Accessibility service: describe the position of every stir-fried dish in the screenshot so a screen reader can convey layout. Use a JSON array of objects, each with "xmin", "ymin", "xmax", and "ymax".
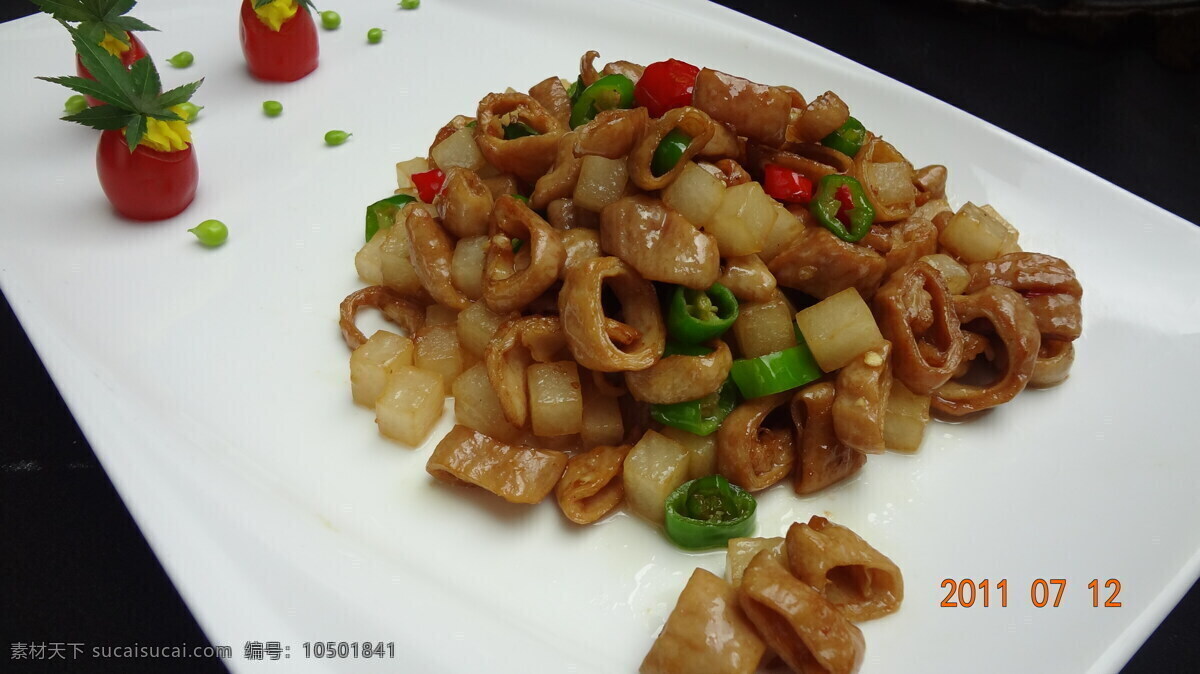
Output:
[{"xmin": 339, "ymin": 51, "xmax": 1083, "ymax": 673}]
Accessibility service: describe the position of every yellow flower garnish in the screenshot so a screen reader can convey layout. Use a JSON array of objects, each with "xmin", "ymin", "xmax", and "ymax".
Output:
[
  {"xmin": 254, "ymin": 0, "xmax": 299, "ymax": 32},
  {"xmin": 139, "ymin": 106, "xmax": 193, "ymax": 152},
  {"xmin": 98, "ymin": 32, "xmax": 131, "ymax": 58}
]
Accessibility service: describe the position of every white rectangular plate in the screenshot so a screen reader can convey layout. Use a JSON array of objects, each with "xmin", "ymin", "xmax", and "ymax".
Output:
[{"xmin": 2, "ymin": 1, "xmax": 1198, "ymax": 672}]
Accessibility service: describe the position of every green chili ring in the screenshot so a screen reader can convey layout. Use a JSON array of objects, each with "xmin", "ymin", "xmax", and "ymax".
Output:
[
  {"xmin": 569, "ymin": 74, "xmax": 636, "ymax": 129},
  {"xmin": 664, "ymin": 475, "xmax": 757, "ymax": 549},
  {"xmin": 650, "ymin": 376, "xmax": 739, "ymax": 437},
  {"xmin": 666, "ymin": 283, "xmax": 739, "ymax": 344},
  {"xmin": 821, "ymin": 116, "xmax": 867, "ymax": 157},
  {"xmin": 810, "ymin": 174, "xmax": 875, "ymax": 243}
]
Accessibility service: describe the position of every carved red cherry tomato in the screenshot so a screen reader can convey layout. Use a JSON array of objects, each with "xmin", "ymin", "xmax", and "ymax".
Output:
[
  {"xmin": 239, "ymin": 0, "xmax": 319, "ymax": 82},
  {"xmin": 96, "ymin": 129, "xmax": 199, "ymax": 221}
]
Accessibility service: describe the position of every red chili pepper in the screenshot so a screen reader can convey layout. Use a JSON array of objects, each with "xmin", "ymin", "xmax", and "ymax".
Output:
[
  {"xmin": 75, "ymin": 32, "xmax": 148, "ymax": 107},
  {"xmin": 96, "ymin": 129, "xmax": 199, "ymax": 221},
  {"xmin": 411, "ymin": 169, "xmax": 447, "ymax": 204},
  {"xmin": 239, "ymin": 0, "xmax": 319, "ymax": 82},
  {"xmin": 762, "ymin": 164, "xmax": 814, "ymax": 204},
  {"xmin": 834, "ymin": 184, "xmax": 856, "ymax": 228},
  {"xmin": 634, "ymin": 59, "xmax": 701, "ymax": 118}
]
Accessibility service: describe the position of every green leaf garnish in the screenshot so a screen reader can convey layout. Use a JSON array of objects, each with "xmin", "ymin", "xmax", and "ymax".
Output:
[
  {"xmin": 37, "ymin": 74, "xmax": 122, "ymax": 107},
  {"xmin": 62, "ymin": 104, "xmax": 136, "ymax": 130},
  {"xmin": 128, "ymin": 56, "xmax": 159, "ymax": 101},
  {"xmin": 31, "ymin": 0, "xmax": 157, "ymax": 46},
  {"xmin": 69, "ymin": 21, "xmax": 136, "ymax": 108},
  {"xmin": 37, "ymin": 23, "xmax": 203, "ymax": 152},
  {"xmin": 156, "ymin": 81, "xmax": 203, "ymax": 110},
  {"xmin": 30, "ymin": 0, "xmax": 93, "ymax": 22}
]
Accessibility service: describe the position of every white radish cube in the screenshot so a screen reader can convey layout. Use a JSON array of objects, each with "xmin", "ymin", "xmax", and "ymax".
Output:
[
  {"xmin": 623, "ymin": 430, "xmax": 689, "ymax": 525},
  {"xmin": 375, "ymin": 366, "xmax": 445, "ymax": 446},
  {"xmin": 350, "ymin": 330, "xmax": 414, "ymax": 407}
]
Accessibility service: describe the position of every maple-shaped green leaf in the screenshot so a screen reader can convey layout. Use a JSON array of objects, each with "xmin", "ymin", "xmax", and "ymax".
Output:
[
  {"xmin": 29, "ymin": 0, "xmax": 93, "ymax": 22},
  {"xmin": 36, "ymin": 74, "xmax": 123, "ymax": 107},
  {"xmin": 127, "ymin": 55, "xmax": 160, "ymax": 103},
  {"xmin": 81, "ymin": 0, "xmax": 123, "ymax": 19},
  {"xmin": 39, "ymin": 23, "xmax": 203, "ymax": 152},
  {"xmin": 106, "ymin": 15, "xmax": 155, "ymax": 33},
  {"xmin": 99, "ymin": 0, "xmax": 156, "ymax": 35},
  {"xmin": 75, "ymin": 20, "xmax": 107, "ymax": 48},
  {"xmin": 33, "ymin": 0, "xmax": 156, "ymax": 47},
  {"xmin": 156, "ymin": 80, "xmax": 204, "ymax": 110},
  {"xmin": 68, "ymin": 22, "xmax": 136, "ymax": 109},
  {"xmin": 146, "ymin": 109, "xmax": 184, "ymax": 123},
  {"xmin": 106, "ymin": 0, "xmax": 137, "ymax": 16},
  {"xmin": 62, "ymin": 104, "xmax": 137, "ymax": 130}
]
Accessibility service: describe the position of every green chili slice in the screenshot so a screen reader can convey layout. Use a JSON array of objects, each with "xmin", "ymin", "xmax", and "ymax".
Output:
[
  {"xmin": 820, "ymin": 116, "xmax": 867, "ymax": 157},
  {"xmin": 664, "ymin": 475, "xmax": 757, "ymax": 549},
  {"xmin": 667, "ymin": 283, "xmax": 738, "ymax": 344},
  {"xmin": 810, "ymin": 174, "xmax": 875, "ymax": 243},
  {"xmin": 729, "ymin": 341, "xmax": 822, "ymax": 399},
  {"xmin": 503, "ymin": 121, "xmax": 540, "ymax": 140},
  {"xmin": 651, "ymin": 128, "xmax": 691, "ymax": 177},
  {"xmin": 650, "ymin": 377, "xmax": 738, "ymax": 437},
  {"xmin": 569, "ymin": 74, "xmax": 635, "ymax": 129},
  {"xmin": 365, "ymin": 194, "xmax": 416, "ymax": 242}
]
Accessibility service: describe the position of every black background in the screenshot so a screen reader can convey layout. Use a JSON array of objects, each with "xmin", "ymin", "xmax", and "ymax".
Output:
[{"xmin": 1, "ymin": 0, "xmax": 1197, "ymax": 672}]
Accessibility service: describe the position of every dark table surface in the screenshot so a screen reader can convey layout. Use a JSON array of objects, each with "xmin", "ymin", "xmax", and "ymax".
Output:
[{"xmin": 2, "ymin": 1, "xmax": 1197, "ymax": 672}]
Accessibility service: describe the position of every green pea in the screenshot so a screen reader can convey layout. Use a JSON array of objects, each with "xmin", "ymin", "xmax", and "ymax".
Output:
[
  {"xmin": 399, "ymin": 0, "xmax": 420, "ymax": 9},
  {"xmin": 177, "ymin": 102, "xmax": 202, "ymax": 122},
  {"xmin": 367, "ymin": 27, "xmax": 384, "ymax": 44},
  {"xmin": 262, "ymin": 100, "xmax": 283, "ymax": 117},
  {"xmin": 189, "ymin": 220, "xmax": 228, "ymax": 247},
  {"xmin": 166, "ymin": 51, "xmax": 193, "ymax": 68},
  {"xmin": 64, "ymin": 95, "xmax": 87, "ymax": 115},
  {"xmin": 324, "ymin": 129, "xmax": 352, "ymax": 146},
  {"xmin": 320, "ymin": 10, "xmax": 341, "ymax": 30}
]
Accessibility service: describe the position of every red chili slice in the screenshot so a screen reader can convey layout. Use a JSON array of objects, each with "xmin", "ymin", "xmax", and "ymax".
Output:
[
  {"xmin": 634, "ymin": 59, "xmax": 701, "ymax": 118},
  {"xmin": 411, "ymin": 169, "xmax": 447, "ymax": 203},
  {"xmin": 762, "ymin": 163, "xmax": 814, "ymax": 204}
]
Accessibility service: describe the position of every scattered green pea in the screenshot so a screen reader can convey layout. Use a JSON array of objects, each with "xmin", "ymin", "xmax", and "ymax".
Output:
[
  {"xmin": 324, "ymin": 129, "xmax": 352, "ymax": 146},
  {"xmin": 367, "ymin": 27, "xmax": 384, "ymax": 44},
  {"xmin": 64, "ymin": 95, "xmax": 87, "ymax": 115},
  {"xmin": 399, "ymin": 0, "xmax": 420, "ymax": 9},
  {"xmin": 320, "ymin": 10, "xmax": 341, "ymax": 30},
  {"xmin": 166, "ymin": 51, "xmax": 194, "ymax": 68},
  {"xmin": 262, "ymin": 100, "xmax": 283, "ymax": 117},
  {"xmin": 189, "ymin": 220, "xmax": 228, "ymax": 247},
  {"xmin": 177, "ymin": 102, "xmax": 202, "ymax": 122}
]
